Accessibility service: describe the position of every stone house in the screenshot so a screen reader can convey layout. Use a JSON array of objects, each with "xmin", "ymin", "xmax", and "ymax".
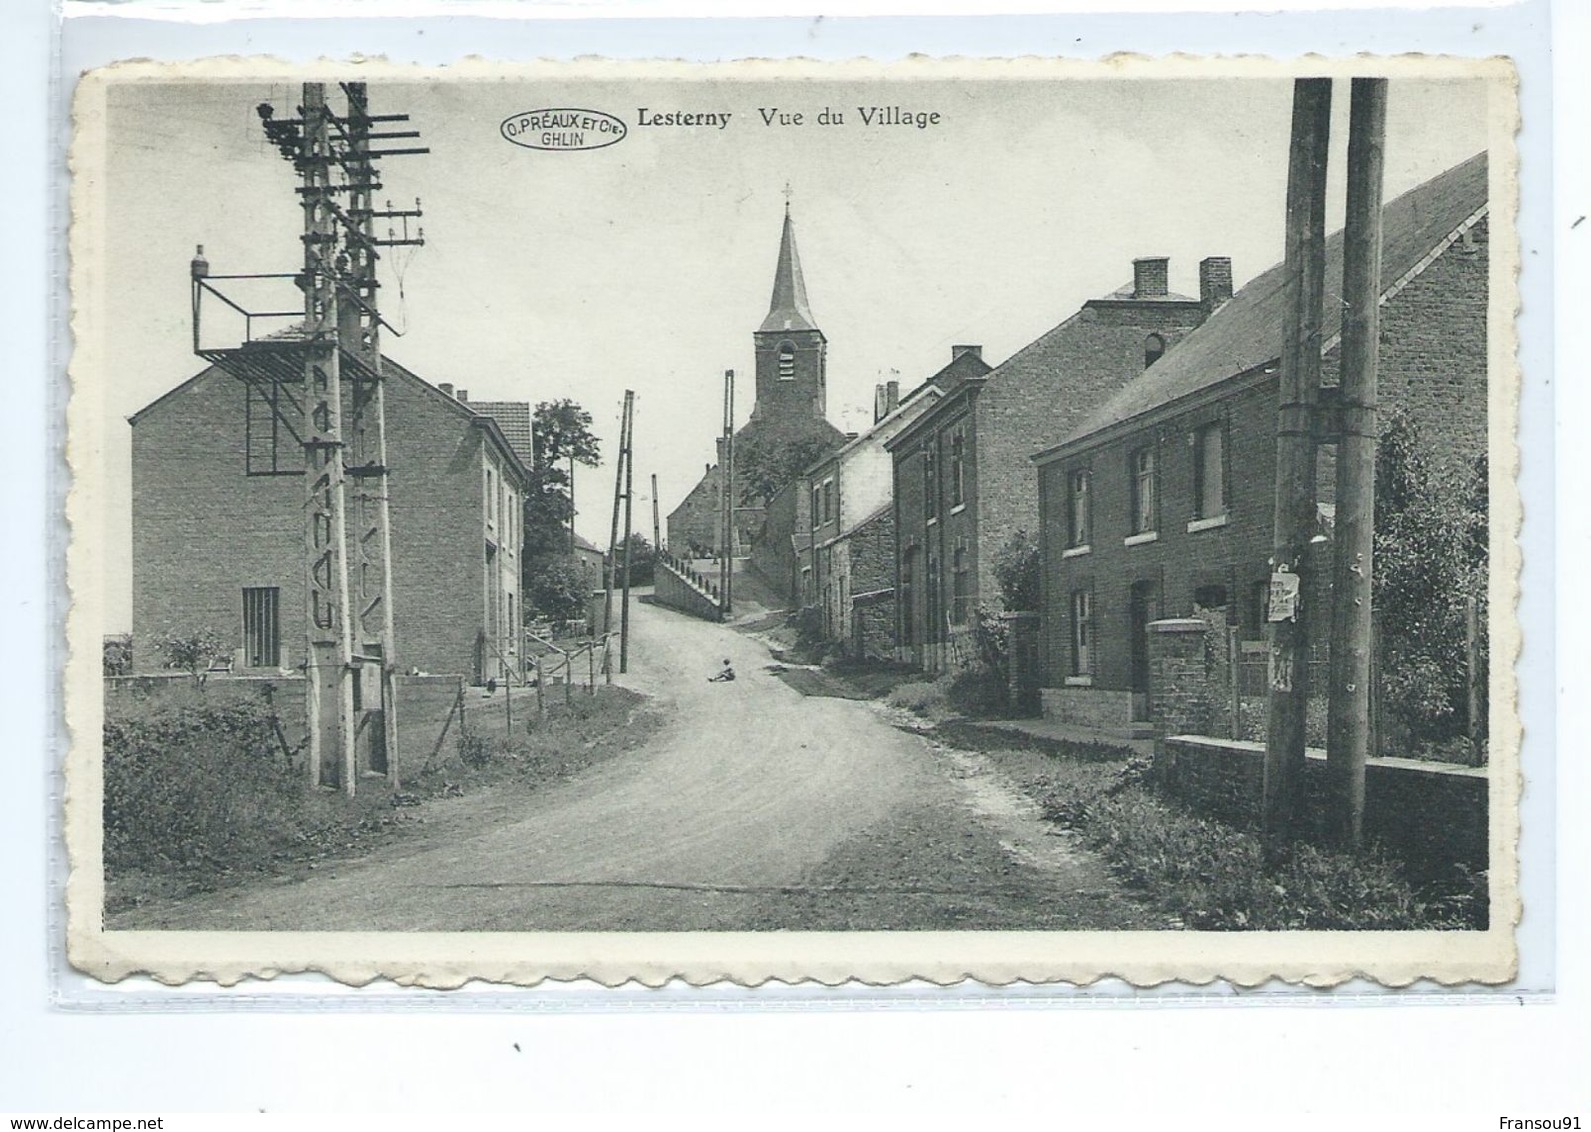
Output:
[
  {"xmin": 129, "ymin": 360, "xmax": 534, "ymax": 684},
  {"xmin": 886, "ymin": 257, "xmax": 1225, "ymax": 672},
  {"xmin": 1031, "ymin": 153, "xmax": 1489, "ymax": 733},
  {"xmin": 803, "ymin": 374, "xmax": 948, "ymax": 652}
]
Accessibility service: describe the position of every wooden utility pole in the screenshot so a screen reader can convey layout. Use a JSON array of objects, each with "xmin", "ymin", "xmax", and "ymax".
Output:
[
  {"xmin": 602, "ymin": 393, "xmax": 632, "ymax": 637},
  {"xmin": 719, "ymin": 369, "xmax": 736, "ymax": 616},
  {"xmin": 651, "ymin": 472, "xmax": 662, "ymax": 552},
  {"xmin": 620, "ymin": 395, "xmax": 635, "ymax": 674},
  {"xmin": 1326, "ymin": 77, "xmax": 1388, "ymax": 849},
  {"xmin": 569, "ymin": 454, "xmax": 577, "ymax": 556},
  {"xmin": 1263, "ymin": 77, "xmax": 1332, "ymax": 859}
]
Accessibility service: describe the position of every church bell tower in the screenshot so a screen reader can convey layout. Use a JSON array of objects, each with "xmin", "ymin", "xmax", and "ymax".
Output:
[{"xmin": 751, "ymin": 201, "xmax": 828, "ymax": 429}]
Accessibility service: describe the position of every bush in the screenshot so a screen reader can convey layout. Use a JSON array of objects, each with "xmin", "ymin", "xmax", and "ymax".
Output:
[
  {"xmin": 885, "ymin": 677, "xmax": 952, "ymax": 719},
  {"xmin": 151, "ymin": 627, "xmax": 230, "ymax": 682},
  {"xmin": 946, "ymin": 665, "xmax": 1007, "ymax": 718},
  {"xmin": 103, "ymin": 634, "xmax": 133, "ymax": 677},
  {"xmin": 103, "ymin": 685, "xmax": 302, "ymax": 874},
  {"xmin": 1038, "ymin": 761, "xmax": 1475, "ymax": 930},
  {"xmin": 991, "ymin": 530, "xmax": 1040, "ymax": 611}
]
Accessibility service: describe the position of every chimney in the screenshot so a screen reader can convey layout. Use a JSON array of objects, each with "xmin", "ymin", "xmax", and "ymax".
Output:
[
  {"xmin": 438, "ymin": 382, "xmax": 455, "ymax": 398},
  {"xmin": 1132, "ymin": 257, "xmax": 1169, "ymax": 299},
  {"xmin": 456, "ymin": 389, "xmax": 469, "ymax": 402},
  {"xmin": 1199, "ymin": 256, "xmax": 1234, "ymax": 310},
  {"xmin": 951, "ymin": 344, "xmax": 982, "ymax": 363},
  {"xmin": 873, "ymin": 380, "xmax": 902, "ymax": 423}
]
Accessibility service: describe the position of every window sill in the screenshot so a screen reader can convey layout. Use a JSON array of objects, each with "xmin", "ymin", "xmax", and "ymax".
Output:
[
  {"xmin": 949, "ymin": 502, "xmax": 967, "ymax": 516},
  {"xmin": 1061, "ymin": 544, "xmax": 1092, "ymax": 559},
  {"xmin": 1186, "ymin": 514, "xmax": 1229, "ymax": 534},
  {"xmin": 1064, "ymin": 675, "xmax": 1094, "ymax": 687},
  {"xmin": 1123, "ymin": 530, "xmax": 1159, "ymax": 547},
  {"xmin": 926, "ymin": 516, "xmax": 939, "ymax": 527}
]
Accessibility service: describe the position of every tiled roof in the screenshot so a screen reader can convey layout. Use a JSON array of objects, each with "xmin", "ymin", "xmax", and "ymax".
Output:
[
  {"xmin": 467, "ymin": 401, "xmax": 535, "ymax": 466},
  {"xmin": 1051, "ymin": 152, "xmax": 1488, "ymax": 452}
]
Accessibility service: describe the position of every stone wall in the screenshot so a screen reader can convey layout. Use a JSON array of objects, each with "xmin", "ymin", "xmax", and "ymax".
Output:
[{"xmin": 652, "ymin": 555, "xmax": 724, "ymax": 623}]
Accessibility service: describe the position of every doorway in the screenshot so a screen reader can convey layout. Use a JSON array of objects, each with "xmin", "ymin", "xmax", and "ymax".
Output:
[{"xmin": 1129, "ymin": 581, "xmax": 1157, "ymax": 721}]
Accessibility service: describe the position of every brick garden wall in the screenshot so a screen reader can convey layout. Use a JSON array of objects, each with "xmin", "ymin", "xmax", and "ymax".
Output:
[{"xmin": 1158, "ymin": 735, "xmax": 1488, "ymax": 886}]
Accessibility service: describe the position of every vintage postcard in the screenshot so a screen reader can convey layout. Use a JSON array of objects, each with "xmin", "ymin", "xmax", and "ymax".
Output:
[{"xmin": 65, "ymin": 55, "xmax": 1521, "ymax": 988}]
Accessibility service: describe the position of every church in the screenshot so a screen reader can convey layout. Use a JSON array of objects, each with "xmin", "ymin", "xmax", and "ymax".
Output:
[{"xmin": 665, "ymin": 204, "xmax": 847, "ymax": 556}]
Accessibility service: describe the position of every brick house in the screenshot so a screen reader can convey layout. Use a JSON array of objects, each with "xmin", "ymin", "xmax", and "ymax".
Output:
[
  {"xmin": 129, "ymin": 360, "xmax": 534, "ymax": 684},
  {"xmin": 667, "ymin": 204, "xmax": 846, "ymax": 557},
  {"xmin": 885, "ymin": 257, "xmax": 1224, "ymax": 672},
  {"xmin": 1031, "ymin": 153, "xmax": 1488, "ymax": 732}
]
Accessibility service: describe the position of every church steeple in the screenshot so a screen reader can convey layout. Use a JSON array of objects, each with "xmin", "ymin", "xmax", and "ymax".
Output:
[
  {"xmin": 760, "ymin": 200, "xmax": 820, "ymax": 334},
  {"xmin": 751, "ymin": 198, "xmax": 830, "ymax": 427}
]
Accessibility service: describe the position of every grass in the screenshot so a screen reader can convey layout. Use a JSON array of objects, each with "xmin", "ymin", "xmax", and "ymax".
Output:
[
  {"xmin": 103, "ymin": 682, "xmax": 657, "ymax": 913},
  {"xmin": 1022, "ymin": 752, "xmax": 1483, "ymax": 931}
]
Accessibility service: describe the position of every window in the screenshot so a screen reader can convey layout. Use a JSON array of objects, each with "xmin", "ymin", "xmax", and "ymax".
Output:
[
  {"xmin": 1131, "ymin": 446, "xmax": 1157, "ymax": 534},
  {"xmin": 951, "ymin": 545, "xmax": 971, "ymax": 625},
  {"xmin": 810, "ymin": 483, "xmax": 821, "ymax": 529},
  {"xmin": 1193, "ymin": 584, "xmax": 1228, "ymax": 611},
  {"xmin": 486, "ymin": 467, "xmax": 498, "ymax": 527},
  {"xmin": 1068, "ymin": 469, "xmax": 1092, "ymax": 547},
  {"xmin": 949, "ymin": 431, "xmax": 966, "ymax": 508},
  {"xmin": 923, "ymin": 447, "xmax": 938, "ymax": 521},
  {"xmin": 926, "ymin": 554, "xmax": 942, "ymax": 641},
  {"xmin": 1070, "ymin": 589, "xmax": 1094, "ymax": 676},
  {"xmin": 242, "ymin": 587, "xmax": 280, "ymax": 668},
  {"xmin": 244, "ymin": 381, "xmax": 298, "ymax": 476},
  {"xmin": 821, "ymin": 478, "xmax": 835, "ymax": 524},
  {"xmin": 778, "ymin": 342, "xmax": 796, "ymax": 380},
  {"xmin": 1144, "ymin": 333, "xmax": 1166, "ymax": 368},
  {"xmin": 1194, "ymin": 423, "xmax": 1226, "ymax": 518}
]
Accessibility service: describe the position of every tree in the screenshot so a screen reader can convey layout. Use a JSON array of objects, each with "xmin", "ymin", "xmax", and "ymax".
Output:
[
  {"xmin": 1372, "ymin": 410, "xmax": 1487, "ymax": 747},
  {"xmin": 735, "ymin": 434, "xmax": 839, "ymax": 508},
  {"xmin": 618, "ymin": 531, "xmax": 657, "ymax": 586},
  {"xmin": 523, "ymin": 399, "xmax": 602, "ymax": 566},
  {"xmin": 524, "ymin": 554, "xmax": 592, "ymax": 623}
]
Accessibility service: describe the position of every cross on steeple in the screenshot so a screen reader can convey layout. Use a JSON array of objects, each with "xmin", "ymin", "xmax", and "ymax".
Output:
[{"xmin": 782, "ymin": 181, "xmax": 793, "ymax": 213}]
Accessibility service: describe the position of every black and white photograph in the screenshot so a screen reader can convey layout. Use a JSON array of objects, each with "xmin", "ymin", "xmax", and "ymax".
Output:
[{"xmin": 65, "ymin": 57, "xmax": 1519, "ymax": 986}]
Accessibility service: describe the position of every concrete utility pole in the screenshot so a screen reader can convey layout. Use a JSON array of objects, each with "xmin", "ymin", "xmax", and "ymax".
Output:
[
  {"xmin": 297, "ymin": 82, "xmax": 357, "ymax": 795},
  {"xmin": 1326, "ymin": 77, "xmax": 1388, "ymax": 849},
  {"xmin": 211, "ymin": 82, "xmax": 428, "ymax": 796},
  {"xmin": 620, "ymin": 395, "xmax": 635, "ymax": 674},
  {"xmin": 1263, "ymin": 77, "xmax": 1332, "ymax": 859}
]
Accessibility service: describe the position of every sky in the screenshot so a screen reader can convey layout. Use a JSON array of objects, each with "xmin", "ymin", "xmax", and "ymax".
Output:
[{"xmin": 92, "ymin": 69, "xmax": 1492, "ymax": 631}]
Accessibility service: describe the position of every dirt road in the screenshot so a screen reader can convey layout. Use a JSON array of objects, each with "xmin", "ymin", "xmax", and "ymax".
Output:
[{"xmin": 117, "ymin": 598, "xmax": 1157, "ymax": 932}]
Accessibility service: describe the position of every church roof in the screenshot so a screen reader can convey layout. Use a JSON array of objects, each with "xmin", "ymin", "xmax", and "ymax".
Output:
[{"xmin": 759, "ymin": 206, "xmax": 820, "ymax": 334}]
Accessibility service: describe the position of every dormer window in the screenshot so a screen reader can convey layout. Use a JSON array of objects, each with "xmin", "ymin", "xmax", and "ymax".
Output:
[{"xmin": 778, "ymin": 342, "xmax": 796, "ymax": 380}]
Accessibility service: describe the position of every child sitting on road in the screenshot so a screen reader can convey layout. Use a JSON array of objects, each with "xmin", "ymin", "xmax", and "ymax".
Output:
[{"xmin": 707, "ymin": 658, "xmax": 736, "ymax": 683}]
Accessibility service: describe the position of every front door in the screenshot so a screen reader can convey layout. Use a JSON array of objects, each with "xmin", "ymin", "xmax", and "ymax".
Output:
[{"xmin": 1129, "ymin": 581, "xmax": 1156, "ymax": 721}]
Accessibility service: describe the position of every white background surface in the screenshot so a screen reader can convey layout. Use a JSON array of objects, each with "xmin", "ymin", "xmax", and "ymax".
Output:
[{"xmin": 4, "ymin": 0, "xmax": 1585, "ymax": 1115}]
